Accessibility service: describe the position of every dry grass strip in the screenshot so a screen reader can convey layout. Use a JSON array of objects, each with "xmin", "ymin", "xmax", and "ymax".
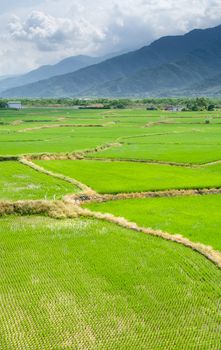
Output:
[
  {"xmin": 144, "ymin": 121, "xmax": 171, "ymax": 128},
  {"xmin": 85, "ymin": 157, "xmax": 197, "ymax": 167},
  {"xmin": 65, "ymin": 188, "xmax": 221, "ymax": 204},
  {"xmin": 19, "ymin": 158, "xmax": 96, "ymax": 195},
  {"xmin": 74, "ymin": 156, "xmax": 221, "ymax": 168},
  {"xmin": 152, "ymin": 122, "xmax": 217, "ymax": 125},
  {"xmin": 200, "ymin": 159, "xmax": 221, "ymax": 167},
  {"xmin": 18, "ymin": 124, "xmax": 105, "ymax": 132},
  {"xmin": 23, "ymin": 142, "xmax": 122, "ymax": 161},
  {"xmin": 121, "ymin": 132, "xmax": 178, "ymax": 140},
  {"xmin": 0, "ymin": 200, "xmax": 78, "ymax": 219},
  {"xmin": 145, "ymin": 120, "xmax": 218, "ymax": 127}
]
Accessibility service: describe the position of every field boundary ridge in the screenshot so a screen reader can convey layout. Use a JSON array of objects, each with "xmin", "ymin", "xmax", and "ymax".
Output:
[{"xmin": 66, "ymin": 188, "xmax": 221, "ymax": 204}]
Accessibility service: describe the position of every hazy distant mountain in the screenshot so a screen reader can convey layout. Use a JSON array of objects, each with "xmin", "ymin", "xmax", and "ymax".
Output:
[
  {"xmin": 3, "ymin": 24, "xmax": 221, "ymax": 97},
  {"xmin": 0, "ymin": 53, "xmax": 123, "ymax": 94},
  {"xmin": 0, "ymin": 74, "xmax": 18, "ymax": 82},
  {"xmin": 182, "ymin": 72, "xmax": 221, "ymax": 97}
]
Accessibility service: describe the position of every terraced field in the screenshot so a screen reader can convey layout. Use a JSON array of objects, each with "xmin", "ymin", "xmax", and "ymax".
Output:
[{"xmin": 0, "ymin": 107, "xmax": 221, "ymax": 349}]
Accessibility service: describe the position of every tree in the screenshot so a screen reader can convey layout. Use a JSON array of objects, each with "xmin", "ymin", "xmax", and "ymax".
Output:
[
  {"xmin": 208, "ymin": 104, "xmax": 215, "ymax": 111},
  {"xmin": 195, "ymin": 97, "xmax": 208, "ymax": 110},
  {"xmin": 0, "ymin": 101, "xmax": 7, "ymax": 109}
]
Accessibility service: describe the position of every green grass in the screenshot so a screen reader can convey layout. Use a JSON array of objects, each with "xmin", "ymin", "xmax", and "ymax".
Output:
[
  {"xmin": 86, "ymin": 195, "xmax": 221, "ymax": 251},
  {"xmin": 89, "ymin": 143, "xmax": 221, "ymax": 164},
  {"xmin": 36, "ymin": 159, "xmax": 221, "ymax": 194},
  {"xmin": 0, "ymin": 124, "xmax": 146, "ymax": 156},
  {"xmin": 88, "ymin": 124, "xmax": 221, "ymax": 164},
  {"xmin": 0, "ymin": 107, "xmax": 108, "ymax": 122},
  {"xmin": 125, "ymin": 125, "xmax": 221, "ymax": 144},
  {"xmin": 1, "ymin": 109, "xmax": 221, "ymax": 163},
  {"xmin": 167, "ymin": 117, "xmax": 221, "ymax": 123},
  {"xmin": 0, "ymin": 161, "xmax": 76, "ymax": 200},
  {"xmin": 0, "ymin": 216, "xmax": 220, "ymax": 349},
  {"xmin": 0, "ymin": 127, "xmax": 114, "ymax": 156}
]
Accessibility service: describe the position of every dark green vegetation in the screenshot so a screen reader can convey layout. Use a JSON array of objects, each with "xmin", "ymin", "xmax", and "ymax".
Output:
[
  {"xmin": 3, "ymin": 24, "xmax": 221, "ymax": 98},
  {"xmin": 0, "ymin": 106, "xmax": 221, "ymax": 349},
  {"xmin": 86, "ymin": 195, "xmax": 221, "ymax": 251},
  {"xmin": 1, "ymin": 216, "xmax": 220, "ymax": 349},
  {"xmin": 1, "ymin": 96, "xmax": 221, "ymax": 111}
]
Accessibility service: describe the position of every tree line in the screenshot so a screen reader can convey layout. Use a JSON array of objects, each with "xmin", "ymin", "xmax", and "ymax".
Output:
[{"xmin": 0, "ymin": 97, "xmax": 220, "ymax": 111}]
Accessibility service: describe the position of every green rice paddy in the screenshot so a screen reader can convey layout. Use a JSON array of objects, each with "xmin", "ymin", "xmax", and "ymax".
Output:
[
  {"xmin": 0, "ymin": 161, "xmax": 76, "ymax": 200},
  {"xmin": 0, "ymin": 107, "xmax": 221, "ymax": 349},
  {"xmin": 0, "ymin": 216, "xmax": 220, "ymax": 349},
  {"xmin": 86, "ymin": 194, "xmax": 221, "ymax": 251},
  {"xmin": 88, "ymin": 124, "xmax": 221, "ymax": 164},
  {"xmin": 36, "ymin": 159, "xmax": 221, "ymax": 194}
]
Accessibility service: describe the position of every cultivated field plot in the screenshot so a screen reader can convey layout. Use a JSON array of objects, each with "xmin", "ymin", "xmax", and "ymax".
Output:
[
  {"xmin": 86, "ymin": 194, "xmax": 221, "ymax": 251},
  {"xmin": 88, "ymin": 124, "xmax": 221, "ymax": 164},
  {"xmin": 0, "ymin": 107, "xmax": 221, "ymax": 349},
  {"xmin": 0, "ymin": 161, "xmax": 76, "ymax": 200},
  {"xmin": 0, "ymin": 125, "xmax": 150, "ymax": 156},
  {"xmin": 36, "ymin": 159, "xmax": 221, "ymax": 194},
  {"xmin": 0, "ymin": 108, "xmax": 159, "ymax": 156},
  {"xmin": 0, "ymin": 216, "xmax": 220, "ymax": 349}
]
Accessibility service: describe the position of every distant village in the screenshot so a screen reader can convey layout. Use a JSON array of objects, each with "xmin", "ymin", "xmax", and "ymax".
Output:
[{"xmin": 0, "ymin": 97, "xmax": 219, "ymax": 112}]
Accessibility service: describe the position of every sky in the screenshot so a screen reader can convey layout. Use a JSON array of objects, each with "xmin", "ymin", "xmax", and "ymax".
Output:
[{"xmin": 1, "ymin": 0, "xmax": 221, "ymax": 75}]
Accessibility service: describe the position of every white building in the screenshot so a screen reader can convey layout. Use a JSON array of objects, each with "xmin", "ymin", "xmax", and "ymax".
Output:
[
  {"xmin": 7, "ymin": 101, "xmax": 22, "ymax": 109},
  {"xmin": 165, "ymin": 105, "xmax": 183, "ymax": 112}
]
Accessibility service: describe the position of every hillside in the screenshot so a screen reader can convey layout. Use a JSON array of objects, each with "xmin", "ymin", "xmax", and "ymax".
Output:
[
  {"xmin": 0, "ymin": 55, "xmax": 106, "ymax": 94},
  {"xmin": 96, "ymin": 42, "xmax": 221, "ymax": 97},
  {"xmin": 185, "ymin": 72, "xmax": 221, "ymax": 96},
  {"xmin": 2, "ymin": 24, "xmax": 221, "ymax": 97}
]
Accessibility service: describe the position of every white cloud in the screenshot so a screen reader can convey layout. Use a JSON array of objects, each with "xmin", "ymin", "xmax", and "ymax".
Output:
[
  {"xmin": 0, "ymin": 0, "xmax": 221, "ymax": 75},
  {"xmin": 8, "ymin": 11, "xmax": 105, "ymax": 51}
]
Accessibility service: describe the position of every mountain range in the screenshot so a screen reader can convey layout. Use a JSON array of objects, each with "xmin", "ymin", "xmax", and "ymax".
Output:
[
  {"xmin": 2, "ymin": 24, "xmax": 221, "ymax": 98},
  {"xmin": 0, "ymin": 56, "xmax": 101, "ymax": 94},
  {"xmin": 0, "ymin": 51, "xmax": 126, "ymax": 95}
]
